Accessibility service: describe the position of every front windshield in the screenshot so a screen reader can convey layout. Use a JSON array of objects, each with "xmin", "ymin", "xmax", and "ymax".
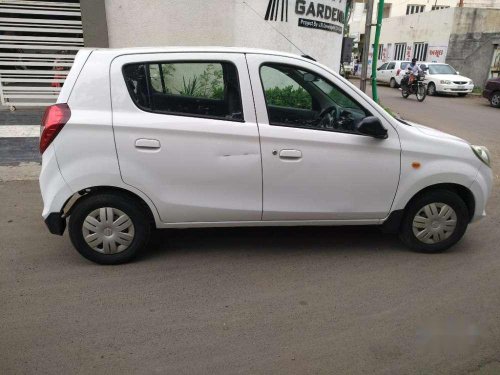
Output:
[{"xmin": 428, "ymin": 64, "xmax": 456, "ymax": 75}]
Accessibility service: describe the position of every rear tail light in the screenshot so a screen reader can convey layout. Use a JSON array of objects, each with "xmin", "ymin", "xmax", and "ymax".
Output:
[
  {"xmin": 40, "ymin": 103, "xmax": 71, "ymax": 154},
  {"xmin": 396, "ymin": 69, "xmax": 401, "ymax": 76}
]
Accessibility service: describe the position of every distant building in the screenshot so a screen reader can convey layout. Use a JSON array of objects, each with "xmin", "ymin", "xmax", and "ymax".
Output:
[{"xmin": 349, "ymin": 0, "xmax": 500, "ymax": 86}]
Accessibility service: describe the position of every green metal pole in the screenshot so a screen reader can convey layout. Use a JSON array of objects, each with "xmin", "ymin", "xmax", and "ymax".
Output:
[{"xmin": 371, "ymin": 0, "xmax": 385, "ymax": 103}]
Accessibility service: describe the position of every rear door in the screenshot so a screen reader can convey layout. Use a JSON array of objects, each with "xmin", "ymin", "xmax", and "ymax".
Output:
[{"xmin": 110, "ymin": 53, "xmax": 262, "ymax": 223}]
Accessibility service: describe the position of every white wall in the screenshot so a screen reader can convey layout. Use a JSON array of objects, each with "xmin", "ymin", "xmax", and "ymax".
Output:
[
  {"xmin": 348, "ymin": 0, "xmax": 486, "ymax": 41},
  {"xmin": 104, "ymin": 0, "xmax": 347, "ymax": 71}
]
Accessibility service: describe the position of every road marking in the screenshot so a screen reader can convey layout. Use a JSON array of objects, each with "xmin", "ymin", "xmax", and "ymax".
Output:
[{"xmin": 0, "ymin": 125, "xmax": 40, "ymax": 138}]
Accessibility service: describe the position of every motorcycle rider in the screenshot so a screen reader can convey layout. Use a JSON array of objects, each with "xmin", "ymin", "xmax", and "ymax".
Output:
[{"xmin": 402, "ymin": 58, "xmax": 422, "ymax": 87}]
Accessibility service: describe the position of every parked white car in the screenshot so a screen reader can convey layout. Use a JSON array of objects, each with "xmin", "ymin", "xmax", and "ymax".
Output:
[
  {"xmin": 39, "ymin": 47, "xmax": 492, "ymax": 264},
  {"xmin": 420, "ymin": 63, "xmax": 474, "ymax": 96},
  {"xmin": 375, "ymin": 60, "xmax": 411, "ymax": 88}
]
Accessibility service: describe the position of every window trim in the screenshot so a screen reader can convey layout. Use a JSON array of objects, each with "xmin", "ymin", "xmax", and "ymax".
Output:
[
  {"xmin": 122, "ymin": 60, "xmax": 245, "ymax": 123},
  {"xmin": 258, "ymin": 62, "xmax": 373, "ymax": 136}
]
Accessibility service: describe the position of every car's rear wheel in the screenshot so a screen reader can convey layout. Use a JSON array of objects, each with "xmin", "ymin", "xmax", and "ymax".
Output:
[
  {"xmin": 68, "ymin": 193, "xmax": 151, "ymax": 264},
  {"xmin": 490, "ymin": 92, "xmax": 500, "ymax": 108},
  {"xmin": 427, "ymin": 82, "xmax": 437, "ymax": 96},
  {"xmin": 390, "ymin": 78, "xmax": 397, "ymax": 88},
  {"xmin": 399, "ymin": 190, "xmax": 469, "ymax": 253}
]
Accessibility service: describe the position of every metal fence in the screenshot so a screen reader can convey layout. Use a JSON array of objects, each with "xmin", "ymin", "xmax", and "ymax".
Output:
[{"xmin": 0, "ymin": 0, "xmax": 83, "ymax": 109}]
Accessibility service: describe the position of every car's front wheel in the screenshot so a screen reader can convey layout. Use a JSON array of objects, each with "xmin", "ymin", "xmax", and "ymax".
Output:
[
  {"xmin": 399, "ymin": 190, "xmax": 469, "ymax": 253},
  {"xmin": 68, "ymin": 193, "xmax": 151, "ymax": 264}
]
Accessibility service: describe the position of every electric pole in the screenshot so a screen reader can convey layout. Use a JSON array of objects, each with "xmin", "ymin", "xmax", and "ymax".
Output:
[{"xmin": 360, "ymin": 0, "xmax": 374, "ymax": 92}]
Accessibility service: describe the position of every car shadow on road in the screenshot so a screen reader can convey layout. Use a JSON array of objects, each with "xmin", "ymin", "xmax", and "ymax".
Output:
[{"xmin": 139, "ymin": 225, "xmax": 407, "ymax": 262}]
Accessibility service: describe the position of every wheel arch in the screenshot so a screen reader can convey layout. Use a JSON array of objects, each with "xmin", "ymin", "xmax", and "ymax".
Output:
[
  {"xmin": 63, "ymin": 185, "xmax": 160, "ymax": 227},
  {"xmin": 383, "ymin": 182, "xmax": 475, "ymax": 233},
  {"xmin": 406, "ymin": 183, "xmax": 475, "ymax": 220}
]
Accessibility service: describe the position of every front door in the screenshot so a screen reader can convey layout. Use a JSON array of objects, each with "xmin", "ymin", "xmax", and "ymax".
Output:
[
  {"xmin": 110, "ymin": 53, "xmax": 262, "ymax": 223},
  {"xmin": 246, "ymin": 54, "xmax": 401, "ymax": 221}
]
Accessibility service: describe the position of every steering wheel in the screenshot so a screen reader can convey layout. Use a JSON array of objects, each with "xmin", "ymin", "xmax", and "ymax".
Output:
[{"xmin": 319, "ymin": 105, "xmax": 337, "ymax": 118}]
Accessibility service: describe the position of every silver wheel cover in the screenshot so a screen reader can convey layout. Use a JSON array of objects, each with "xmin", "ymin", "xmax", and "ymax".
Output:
[
  {"xmin": 412, "ymin": 203, "xmax": 457, "ymax": 244},
  {"xmin": 492, "ymin": 94, "xmax": 500, "ymax": 106},
  {"xmin": 82, "ymin": 207, "xmax": 135, "ymax": 254}
]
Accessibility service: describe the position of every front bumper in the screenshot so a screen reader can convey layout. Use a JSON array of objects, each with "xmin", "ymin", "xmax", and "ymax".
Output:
[
  {"xmin": 436, "ymin": 83, "xmax": 474, "ymax": 94},
  {"xmin": 469, "ymin": 164, "xmax": 493, "ymax": 222}
]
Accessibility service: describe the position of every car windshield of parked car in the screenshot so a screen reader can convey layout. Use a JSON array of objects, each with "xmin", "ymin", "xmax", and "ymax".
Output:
[{"xmin": 429, "ymin": 64, "xmax": 456, "ymax": 75}]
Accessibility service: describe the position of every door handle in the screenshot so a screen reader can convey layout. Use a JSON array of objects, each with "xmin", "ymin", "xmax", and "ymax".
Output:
[
  {"xmin": 135, "ymin": 138, "xmax": 161, "ymax": 149},
  {"xmin": 279, "ymin": 149, "xmax": 302, "ymax": 159}
]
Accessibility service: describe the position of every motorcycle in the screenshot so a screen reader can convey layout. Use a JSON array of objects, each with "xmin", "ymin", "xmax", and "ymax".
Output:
[{"xmin": 401, "ymin": 70, "xmax": 427, "ymax": 102}]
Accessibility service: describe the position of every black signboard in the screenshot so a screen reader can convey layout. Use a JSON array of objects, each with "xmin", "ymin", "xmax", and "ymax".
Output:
[{"xmin": 297, "ymin": 18, "xmax": 342, "ymax": 34}]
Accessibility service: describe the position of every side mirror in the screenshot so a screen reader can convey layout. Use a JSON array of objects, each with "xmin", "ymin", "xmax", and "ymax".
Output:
[{"xmin": 356, "ymin": 116, "xmax": 388, "ymax": 139}]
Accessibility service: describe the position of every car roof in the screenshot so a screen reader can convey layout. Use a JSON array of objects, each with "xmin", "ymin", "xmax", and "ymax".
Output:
[{"xmin": 85, "ymin": 46, "xmax": 312, "ymax": 61}]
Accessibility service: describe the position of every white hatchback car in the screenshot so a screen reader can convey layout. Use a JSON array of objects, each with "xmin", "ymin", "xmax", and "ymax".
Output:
[
  {"xmin": 39, "ymin": 47, "xmax": 492, "ymax": 264},
  {"xmin": 420, "ymin": 63, "xmax": 474, "ymax": 96},
  {"xmin": 375, "ymin": 60, "xmax": 411, "ymax": 88}
]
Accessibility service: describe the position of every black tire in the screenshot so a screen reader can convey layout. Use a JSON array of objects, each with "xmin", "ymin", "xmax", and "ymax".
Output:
[
  {"xmin": 457, "ymin": 93, "xmax": 467, "ymax": 97},
  {"xmin": 399, "ymin": 190, "xmax": 469, "ymax": 253},
  {"xmin": 68, "ymin": 193, "xmax": 151, "ymax": 264},
  {"xmin": 490, "ymin": 92, "xmax": 500, "ymax": 108},
  {"xmin": 417, "ymin": 84, "xmax": 427, "ymax": 102},
  {"xmin": 401, "ymin": 89, "xmax": 410, "ymax": 98},
  {"xmin": 427, "ymin": 82, "xmax": 437, "ymax": 96},
  {"xmin": 390, "ymin": 78, "xmax": 397, "ymax": 88}
]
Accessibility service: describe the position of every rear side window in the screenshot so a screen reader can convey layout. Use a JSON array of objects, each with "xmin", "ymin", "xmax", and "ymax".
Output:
[
  {"xmin": 400, "ymin": 62, "xmax": 410, "ymax": 70},
  {"xmin": 123, "ymin": 61, "xmax": 243, "ymax": 121},
  {"xmin": 387, "ymin": 62, "xmax": 395, "ymax": 69}
]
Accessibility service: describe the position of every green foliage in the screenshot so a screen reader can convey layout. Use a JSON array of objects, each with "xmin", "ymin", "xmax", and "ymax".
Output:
[
  {"xmin": 197, "ymin": 64, "xmax": 224, "ymax": 99},
  {"xmin": 179, "ymin": 76, "xmax": 199, "ymax": 97},
  {"xmin": 264, "ymin": 85, "xmax": 312, "ymax": 109}
]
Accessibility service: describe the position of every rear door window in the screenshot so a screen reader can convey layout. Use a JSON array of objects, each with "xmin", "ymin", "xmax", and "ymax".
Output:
[{"xmin": 123, "ymin": 61, "xmax": 243, "ymax": 121}]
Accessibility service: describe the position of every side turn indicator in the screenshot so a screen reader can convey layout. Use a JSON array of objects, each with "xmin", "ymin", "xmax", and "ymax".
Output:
[{"xmin": 412, "ymin": 162, "xmax": 421, "ymax": 169}]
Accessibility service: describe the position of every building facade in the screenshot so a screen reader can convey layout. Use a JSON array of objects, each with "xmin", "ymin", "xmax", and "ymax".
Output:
[
  {"xmin": 349, "ymin": 0, "xmax": 500, "ymax": 87},
  {"xmin": 0, "ymin": 0, "xmax": 348, "ymax": 108}
]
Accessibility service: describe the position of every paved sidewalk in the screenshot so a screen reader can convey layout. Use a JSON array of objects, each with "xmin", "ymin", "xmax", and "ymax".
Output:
[{"xmin": 0, "ymin": 107, "xmax": 43, "ymax": 167}]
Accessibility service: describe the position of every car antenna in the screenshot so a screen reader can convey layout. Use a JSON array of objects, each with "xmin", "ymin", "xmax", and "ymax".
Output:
[{"xmin": 242, "ymin": 1, "xmax": 316, "ymax": 61}]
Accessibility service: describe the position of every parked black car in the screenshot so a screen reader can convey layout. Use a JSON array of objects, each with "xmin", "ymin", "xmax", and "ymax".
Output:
[{"xmin": 482, "ymin": 77, "xmax": 500, "ymax": 108}]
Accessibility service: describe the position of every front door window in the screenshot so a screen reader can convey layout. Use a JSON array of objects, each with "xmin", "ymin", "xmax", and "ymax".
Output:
[{"xmin": 260, "ymin": 64, "xmax": 370, "ymax": 134}]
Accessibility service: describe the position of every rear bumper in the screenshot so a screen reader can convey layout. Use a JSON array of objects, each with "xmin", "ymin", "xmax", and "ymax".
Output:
[
  {"xmin": 45, "ymin": 213, "xmax": 66, "ymax": 235},
  {"xmin": 39, "ymin": 144, "xmax": 73, "ymax": 219}
]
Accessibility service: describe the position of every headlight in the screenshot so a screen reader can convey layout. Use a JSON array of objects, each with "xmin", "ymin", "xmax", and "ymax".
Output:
[
  {"xmin": 471, "ymin": 145, "xmax": 491, "ymax": 167},
  {"xmin": 440, "ymin": 80, "xmax": 451, "ymax": 84},
  {"xmin": 469, "ymin": 81, "xmax": 474, "ymax": 85}
]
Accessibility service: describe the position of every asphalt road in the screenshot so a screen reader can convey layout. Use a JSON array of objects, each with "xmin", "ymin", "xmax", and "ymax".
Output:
[{"xmin": 1, "ymin": 87, "xmax": 500, "ymax": 374}]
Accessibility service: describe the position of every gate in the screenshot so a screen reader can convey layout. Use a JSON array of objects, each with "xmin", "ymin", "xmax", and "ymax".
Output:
[{"xmin": 0, "ymin": 0, "xmax": 83, "ymax": 109}]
